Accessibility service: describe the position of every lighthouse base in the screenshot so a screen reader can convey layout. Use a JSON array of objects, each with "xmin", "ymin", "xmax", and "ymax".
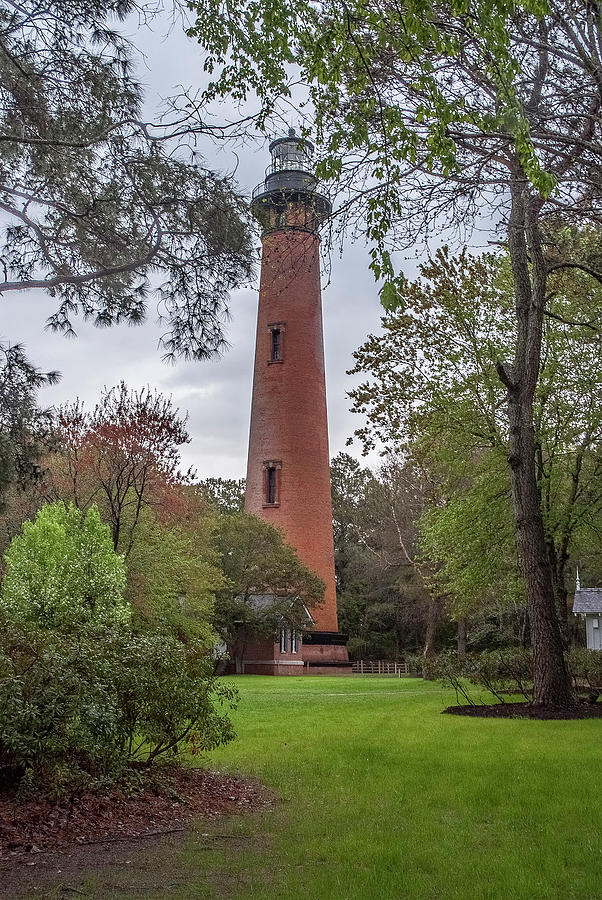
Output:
[
  {"xmin": 230, "ymin": 630, "xmax": 351, "ymax": 676},
  {"xmin": 301, "ymin": 631, "xmax": 352, "ymax": 675}
]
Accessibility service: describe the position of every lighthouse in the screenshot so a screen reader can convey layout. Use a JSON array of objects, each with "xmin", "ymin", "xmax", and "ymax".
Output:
[{"xmin": 243, "ymin": 129, "xmax": 350, "ymax": 675}]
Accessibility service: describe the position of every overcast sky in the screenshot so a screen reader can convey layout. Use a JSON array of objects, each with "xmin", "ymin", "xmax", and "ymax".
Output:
[{"xmin": 1, "ymin": 9, "xmax": 417, "ymax": 480}]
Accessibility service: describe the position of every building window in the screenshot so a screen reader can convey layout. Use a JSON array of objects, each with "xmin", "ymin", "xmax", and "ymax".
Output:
[
  {"xmin": 291, "ymin": 630, "xmax": 298, "ymax": 653},
  {"xmin": 267, "ymin": 322, "xmax": 285, "ymax": 363},
  {"xmin": 263, "ymin": 460, "xmax": 281, "ymax": 506},
  {"xmin": 279, "ymin": 629, "xmax": 287, "ymax": 653}
]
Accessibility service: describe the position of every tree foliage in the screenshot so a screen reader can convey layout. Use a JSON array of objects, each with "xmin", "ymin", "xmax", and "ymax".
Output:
[
  {"xmin": 350, "ymin": 247, "xmax": 602, "ymax": 635},
  {"xmin": 331, "ymin": 452, "xmax": 432, "ymax": 659},
  {"xmin": 191, "ymin": 0, "xmax": 601, "ymax": 266},
  {"xmin": 211, "ymin": 512, "xmax": 324, "ymax": 664},
  {"xmin": 0, "ymin": 0, "xmax": 254, "ymax": 360},
  {"xmin": 53, "ymin": 382, "xmax": 193, "ymax": 556},
  {"xmin": 0, "ymin": 342, "xmax": 58, "ymax": 510},
  {"xmin": 0, "ymin": 501, "xmax": 128, "ymax": 630},
  {"xmin": 199, "ymin": 476, "xmax": 246, "ymax": 515},
  {"xmin": 126, "ymin": 510, "xmax": 224, "ymax": 647}
]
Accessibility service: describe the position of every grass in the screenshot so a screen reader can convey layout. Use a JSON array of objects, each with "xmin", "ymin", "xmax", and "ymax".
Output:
[
  {"xmin": 178, "ymin": 676, "xmax": 602, "ymax": 900},
  {"xmin": 28, "ymin": 676, "xmax": 602, "ymax": 899}
]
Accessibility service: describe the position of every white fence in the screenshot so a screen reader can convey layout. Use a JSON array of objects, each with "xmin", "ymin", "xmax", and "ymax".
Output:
[{"xmin": 352, "ymin": 660, "xmax": 409, "ymax": 676}]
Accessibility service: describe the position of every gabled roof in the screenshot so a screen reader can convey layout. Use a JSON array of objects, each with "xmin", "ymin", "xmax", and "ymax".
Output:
[
  {"xmin": 246, "ymin": 594, "xmax": 314, "ymax": 623},
  {"xmin": 573, "ymin": 588, "xmax": 602, "ymax": 614},
  {"xmin": 247, "ymin": 593, "xmax": 281, "ymax": 611}
]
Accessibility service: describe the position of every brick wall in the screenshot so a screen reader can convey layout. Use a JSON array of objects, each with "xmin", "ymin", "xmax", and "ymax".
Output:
[{"xmin": 244, "ymin": 226, "xmax": 338, "ymax": 632}]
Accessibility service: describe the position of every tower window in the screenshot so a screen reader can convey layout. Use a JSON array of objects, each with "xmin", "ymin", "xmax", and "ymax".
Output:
[
  {"xmin": 267, "ymin": 322, "xmax": 285, "ymax": 363},
  {"xmin": 267, "ymin": 467, "xmax": 277, "ymax": 504},
  {"xmin": 271, "ymin": 328, "xmax": 281, "ymax": 361},
  {"xmin": 263, "ymin": 459, "xmax": 281, "ymax": 506}
]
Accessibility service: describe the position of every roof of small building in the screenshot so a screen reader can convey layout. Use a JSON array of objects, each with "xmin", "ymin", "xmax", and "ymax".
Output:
[
  {"xmin": 573, "ymin": 588, "xmax": 602, "ymax": 614},
  {"xmin": 247, "ymin": 593, "xmax": 281, "ymax": 611},
  {"xmin": 246, "ymin": 594, "xmax": 315, "ymax": 623}
]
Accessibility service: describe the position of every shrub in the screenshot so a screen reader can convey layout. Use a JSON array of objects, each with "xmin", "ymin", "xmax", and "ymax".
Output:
[
  {"xmin": 0, "ymin": 621, "xmax": 236, "ymax": 795},
  {"xmin": 0, "ymin": 501, "xmax": 128, "ymax": 630},
  {"xmin": 429, "ymin": 648, "xmax": 602, "ymax": 706},
  {"xmin": 426, "ymin": 648, "xmax": 534, "ymax": 705},
  {"xmin": 103, "ymin": 629, "xmax": 236, "ymax": 764},
  {"xmin": 567, "ymin": 648, "xmax": 602, "ymax": 702}
]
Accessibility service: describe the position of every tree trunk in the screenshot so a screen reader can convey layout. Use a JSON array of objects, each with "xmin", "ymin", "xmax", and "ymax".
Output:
[
  {"xmin": 501, "ymin": 176, "xmax": 575, "ymax": 708},
  {"xmin": 548, "ymin": 542, "xmax": 569, "ymax": 647},
  {"xmin": 422, "ymin": 597, "xmax": 441, "ymax": 680},
  {"xmin": 457, "ymin": 618, "xmax": 467, "ymax": 659}
]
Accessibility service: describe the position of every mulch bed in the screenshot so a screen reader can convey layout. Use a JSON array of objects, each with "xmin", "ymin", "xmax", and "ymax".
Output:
[
  {"xmin": 444, "ymin": 702, "xmax": 602, "ymax": 720},
  {"xmin": 0, "ymin": 767, "xmax": 273, "ymax": 865}
]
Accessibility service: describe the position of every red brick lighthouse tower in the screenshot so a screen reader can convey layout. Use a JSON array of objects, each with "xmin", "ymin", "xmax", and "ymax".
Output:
[{"xmin": 244, "ymin": 129, "xmax": 350, "ymax": 674}]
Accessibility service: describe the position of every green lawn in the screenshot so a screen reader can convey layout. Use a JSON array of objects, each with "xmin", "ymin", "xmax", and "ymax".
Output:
[
  {"xmin": 31, "ymin": 676, "xmax": 602, "ymax": 899},
  {"xmin": 176, "ymin": 676, "xmax": 601, "ymax": 900}
]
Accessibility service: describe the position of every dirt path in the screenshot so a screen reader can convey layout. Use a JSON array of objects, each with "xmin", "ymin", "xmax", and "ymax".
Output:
[{"xmin": 0, "ymin": 769, "xmax": 273, "ymax": 899}]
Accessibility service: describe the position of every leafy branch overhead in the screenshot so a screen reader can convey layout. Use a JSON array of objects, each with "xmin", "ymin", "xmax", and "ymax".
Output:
[
  {"xmin": 191, "ymin": 0, "xmax": 602, "ymax": 293},
  {"xmin": 0, "ymin": 0, "xmax": 255, "ymax": 360},
  {"xmin": 0, "ymin": 341, "xmax": 59, "ymax": 509}
]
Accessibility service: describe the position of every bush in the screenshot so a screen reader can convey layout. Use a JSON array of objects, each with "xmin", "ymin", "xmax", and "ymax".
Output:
[
  {"xmin": 0, "ymin": 621, "xmax": 236, "ymax": 795},
  {"xmin": 426, "ymin": 648, "xmax": 534, "ymax": 705},
  {"xmin": 0, "ymin": 501, "xmax": 128, "ymax": 630},
  {"xmin": 567, "ymin": 648, "xmax": 602, "ymax": 702},
  {"xmin": 429, "ymin": 648, "xmax": 602, "ymax": 705}
]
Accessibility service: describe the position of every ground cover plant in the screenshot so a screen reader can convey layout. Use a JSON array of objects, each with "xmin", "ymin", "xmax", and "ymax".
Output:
[{"xmin": 7, "ymin": 676, "xmax": 601, "ymax": 899}]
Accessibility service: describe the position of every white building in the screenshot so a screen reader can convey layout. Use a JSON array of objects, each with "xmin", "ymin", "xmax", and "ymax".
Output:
[{"xmin": 572, "ymin": 588, "xmax": 602, "ymax": 650}]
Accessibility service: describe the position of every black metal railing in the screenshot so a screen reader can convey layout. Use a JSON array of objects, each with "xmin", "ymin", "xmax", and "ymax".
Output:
[{"xmin": 251, "ymin": 169, "xmax": 321, "ymax": 201}]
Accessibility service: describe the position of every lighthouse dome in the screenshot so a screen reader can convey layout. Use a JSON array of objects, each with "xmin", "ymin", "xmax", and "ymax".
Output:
[
  {"xmin": 268, "ymin": 127, "xmax": 314, "ymax": 173},
  {"xmin": 251, "ymin": 128, "xmax": 331, "ymax": 230}
]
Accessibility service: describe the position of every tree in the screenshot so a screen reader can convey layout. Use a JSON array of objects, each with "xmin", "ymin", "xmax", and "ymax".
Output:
[
  {"xmin": 331, "ymin": 453, "xmax": 433, "ymax": 660},
  {"xmin": 0, "ymin": 342, "xmax": 58, "ymax": 510},
  {"xmin": 190, "ymin": 0, "xmax": 602, "ymax": 704},
  {"xmin": 211, "ymin": 512, "xmax": 324, "ymax": 672},
  {"xmin": 199, "ymin": 476, "xmax": 246, "ymax": 514},
  {"xmin": 52, "ymin": 382, "xmax": 193, "ymax": 556},
  {"xmin": 126, "ymin": 509, "xmax": 225, "ymax": 647},
  {"xmin": 0, "ymin": 501, "xmax": 128, "ymax": 630},
  {"xmin": 349, "ymin": 248, "xmax": 602, "ymax": 649},
  {"xmin": 0, "ymin": 0, "xmax": 254, "ymax": 360}
]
